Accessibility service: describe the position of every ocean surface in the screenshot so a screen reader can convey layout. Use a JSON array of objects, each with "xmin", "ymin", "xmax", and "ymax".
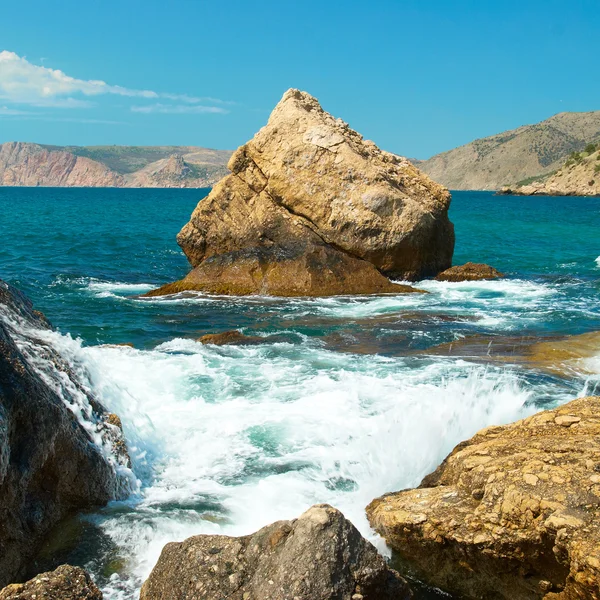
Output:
[{"xmin": 1, "ymin": 187, "xmax": 600, "ymax": 598}]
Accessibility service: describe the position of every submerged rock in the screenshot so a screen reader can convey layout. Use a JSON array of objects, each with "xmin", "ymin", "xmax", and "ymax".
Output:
[
  {"xmin": 146, "ymin": 88, "xmax": 453, "ymax": 297},
  {"xmin": 0, "ymin": 280, "xmax": 130, "ymax": 586},
  {"xmin": 0, "ymin": 565, "xmax": 102, "ymax": 600},
  {"xmin": 140, "ymin": 504, "xmax": 411, "ymax": 600},
  {"xmin": 198, "ymin": 330, "xmax": 265, "ymax": 345},
  {"xmin": 435, "ymin": 262, "xmax": 504, "ymax": 282},
  {"xmin": 367, "ymin": 396, "xmax": 600, "ymax": 600}
]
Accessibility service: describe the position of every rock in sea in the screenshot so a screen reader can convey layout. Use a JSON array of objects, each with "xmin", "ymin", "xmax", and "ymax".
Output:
[
  {"xmin": 0, "ymin": 280, "xmax": 130, "ymax": 587},
  {"xmin": 140, "ymin": 503, "xmax": 412, "ymax": 600},
  {"xmin": 146, "ymin": 88, "xmax": 454, "ymax": 297},
  {"xmin": 435, "ymin": 261, "xmax": 504, "ymax": 282},
  {"xmin": 0, "ymin": 565, "xmax": 102, "ymax": 600},
  {"xmin": 367, "ymin": 395, "xmax": 600, "ymax": 600}
]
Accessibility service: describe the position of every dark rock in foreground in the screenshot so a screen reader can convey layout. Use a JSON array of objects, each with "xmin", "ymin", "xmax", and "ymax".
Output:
[
  {"xmin": 0, "ymin": 280, "xmax": 130, "ymax": 587},
  {"xmin": 435, "ymin": 262, "xmax": 504, "ymax": 282},
  {"xmin": 0, "ymin": 565, "xmax": 102, "ymax": 600},
  {"xmin": 146, "ymin": 88, "xmax": 453, "ymax": 297},
  {"xmin": 140, "ymin": 504, "xmax": 412, "ymax": 600},
  {"xmin": 367, "ymin": 396, "xmax": 600, "ymax": 600}
]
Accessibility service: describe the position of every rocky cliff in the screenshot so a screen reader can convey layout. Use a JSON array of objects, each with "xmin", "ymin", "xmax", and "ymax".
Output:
[
  {"xmin": 415, "ymin": 111, "xmax": 600, "ymax": 190},
  {"xmin": 367, "ymin": 396, "xmax": 600, "ymax": 599},
  {"xmin": 0, "ymin": 142, "xmax": 231, "ymax": 188},
  {"xmin": 147, "ymin": 88, "xmax": 454, "ymax": 297},
  {"xmin": 0, "ymin": 280, "xmax": 131, "ymax": 586},
  {"xmin": 500, "ymin": 144, "xmax": 600, "ymax": 196}
]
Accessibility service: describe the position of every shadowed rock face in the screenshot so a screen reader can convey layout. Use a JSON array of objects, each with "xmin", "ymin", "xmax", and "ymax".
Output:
[
  {"xmin": 367, "ymin": 396, "xmax": 600, "ymax": 600},
  {"xmin": 140, "ymin": 504, "xmax": 412, "ymax": 600},
  {"xmin": 0, "ymin": 280, "xmax": 129, "ymax": 587},
  {"xmin": 148, "ymin": 88, "xmax": 453, "ymax": 297},
  {"xmin": 0, "ymin": 565, "xmax": 102, "ymax": 600}
]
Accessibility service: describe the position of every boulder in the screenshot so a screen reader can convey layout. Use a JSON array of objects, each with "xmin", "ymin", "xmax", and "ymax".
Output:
[
  {"xmin": 435, "ymin": 262, "xmax": 504, "ymax": 282},
  {"xmin": 140, "ymin": 504, "xmax": 412, "ymax": 600},
  {"xmin": 0, "ymin": 565, "xmax": 102, "ymax": 600},
  {"xmin": 367, "ymin": 396, "xmax": 600, "ymax": 600},
  {"xmin": 0, "ymin": 280, "xmax": 130, "ymax": 586},
  {"xmin": 146, "ymin": 89, "xmax": 453, "ymax": 297}
]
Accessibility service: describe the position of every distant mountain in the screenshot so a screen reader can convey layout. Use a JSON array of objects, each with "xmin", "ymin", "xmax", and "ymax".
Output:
[
  {"xmin": 0, "ymin": 142, "xmax": 232, "ymax": 188},
  {"xmin": 414, "ymin": 111, "xmax": 600, "ymax": 190},
  {"xmin": 500, "ymin": 143, "xmax": 600, "ymax": 196}
]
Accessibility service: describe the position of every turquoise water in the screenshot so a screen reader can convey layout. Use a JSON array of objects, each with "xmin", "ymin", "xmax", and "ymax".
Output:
[{"xmin": 1, "ymin": 187, "xmax": 599, "ymax": 598}]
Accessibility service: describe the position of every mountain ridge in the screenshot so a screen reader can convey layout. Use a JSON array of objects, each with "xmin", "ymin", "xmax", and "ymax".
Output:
[
  {"xmin": 414, "ymin": 110, "xmax": 600, "ymax": 190},
  {"xmin": 0, "ymin": 142, "xmax": 232, "ymax": 188}
]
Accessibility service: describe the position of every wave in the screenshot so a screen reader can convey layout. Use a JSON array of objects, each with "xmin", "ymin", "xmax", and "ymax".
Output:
[
  {"xmin": 39, "ymin": 334, "xmax": 579, "ymax": 598},
  {"xmin": 596, "ymin": 256, "xmax": 600, "ymax": 267}
]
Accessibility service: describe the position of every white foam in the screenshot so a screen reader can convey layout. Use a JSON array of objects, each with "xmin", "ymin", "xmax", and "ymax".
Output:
[
  {"xmin": 596, "ymin": 256, "xmax": 600, "ymax": 267},
  {"xmin": 50, "ymin": 337, "xmax": 575, "ymax": 598}
]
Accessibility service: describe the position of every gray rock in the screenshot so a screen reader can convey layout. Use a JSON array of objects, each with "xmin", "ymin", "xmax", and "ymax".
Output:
[
  {"xmin": 0, "ymin": 280, "xmax": 130, "ymax": 586},
  {"xmin": 140, "ymin": 504, "xmax": 412, "ymax": 600}
]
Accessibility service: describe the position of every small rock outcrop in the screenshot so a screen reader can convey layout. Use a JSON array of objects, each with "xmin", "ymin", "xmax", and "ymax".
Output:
[
  {"xmin": 140, "ymin": 504, "xmax": 411, "ymax": 600},
  {"xmin": 367, "ymin": 396, "xmax": 600, "ymax": 600},
  {"xmin": 435, "ymin": 262, "xmax": 504, "ymax": 282},
  {"xmin": 146, "ymin": 88, "xmax": 453, "ymax": 297},
  {"xmin": 198, "ymin": 330, "xmax": 264, "ymax": 345},
  {"xmin": 0, "ymin": 565, "xmax": 102, "ymax": 600},
  {"xmin": 0, "ymin": 280, "xmax": 130, "ymax": 586}
]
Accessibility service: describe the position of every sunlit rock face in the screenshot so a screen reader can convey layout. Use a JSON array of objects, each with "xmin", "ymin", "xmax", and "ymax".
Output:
[{"xmin": 148, "ymin": 88, "xmax": 454, "ymax": 297}]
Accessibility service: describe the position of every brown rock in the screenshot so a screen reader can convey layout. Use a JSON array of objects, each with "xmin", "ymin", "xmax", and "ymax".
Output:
[
  {"xmin": 367, "ymin": 396, "xmax": 600, "ymax": 600},
  {"xmin": 435, "ymin": 262, "xmax": 504, "ymax": 282},
  {"xmin": 140, "ymin": 504, "xmax": 412, "ymax": 600},
  {"xmin": 198, "ymin": 330, "xmax": 265, "ymax": 345},
  {"xmin": 146, "ymin": 88, "xmax": 453, "ymax": 297},
  {"xmin": 0, "ymin": 565, "xmax": 102, "ymax": 600}
]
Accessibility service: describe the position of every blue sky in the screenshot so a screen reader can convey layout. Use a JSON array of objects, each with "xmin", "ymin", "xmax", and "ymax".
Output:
[{"xmin": 0, "ymin": 0, "xmax": 598, "ymax": 158}]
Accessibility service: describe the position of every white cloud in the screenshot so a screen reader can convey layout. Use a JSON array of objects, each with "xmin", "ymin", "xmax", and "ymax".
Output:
[
  {"xmin": 0, "ymin": 51, "xmax": 228, "ymax": 113},
  {"xmin": 0, "ymin": 105, "xmax": 34, "ymax": 115},
  {"xmin": 131, "ymin": 103, "xmax": 228, "ymax": 114}
]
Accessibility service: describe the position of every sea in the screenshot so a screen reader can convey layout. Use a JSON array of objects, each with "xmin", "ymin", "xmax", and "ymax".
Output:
[{"xmin": 1, "ymin": 187, "xmax": 599, "ymax": 599}]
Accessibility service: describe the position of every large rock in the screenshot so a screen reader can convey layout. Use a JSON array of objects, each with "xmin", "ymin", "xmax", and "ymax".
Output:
[
  {"xmin": 367, "ymin": 396, "xmax": 600, "ymax": 600},
  {"xmin": 147, "ymin": 89, "xmax": 453, "ymax": 297},
  {"xmin": 0, "ymin": 565, "xmax": 102, "ymax": 600},
  {"xmin": 0, "ymin": 280, "xmax": 130, "ymax": 586},
  {"xmin": 140, "ymin": 504, "xmax": 412, "ymax": 600}
]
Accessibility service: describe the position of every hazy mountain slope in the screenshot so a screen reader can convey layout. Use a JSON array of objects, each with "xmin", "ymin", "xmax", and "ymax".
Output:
[
  {"xmin": 0, "ymin": 142, "xmax": 232, "ymax": 188},
  {"xmin": 416, "ymin": 111, "xmax": 600, "ymax": 190},
  {"xmin": 501, "ymin": 144, "xmax": 600, "ymax": 196}
]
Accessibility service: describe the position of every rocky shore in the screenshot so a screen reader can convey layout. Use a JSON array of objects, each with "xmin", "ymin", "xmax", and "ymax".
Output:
[
  {"xmin": 146, "ymin": 88, "xmax": 454, "ymax": 297},
  {"xmin": 500, "ymin": 145, "xmax": 600, "ymax": 196},
  {"xmin": 368, "ymin": 396, "xmax": 600, "ymax": 599},
  {"xmin": 0, "ymin": 280, "xmax": 130, "ymax": 587}
]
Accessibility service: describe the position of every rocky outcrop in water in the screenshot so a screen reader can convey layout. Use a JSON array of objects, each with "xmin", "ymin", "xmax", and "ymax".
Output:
[
  {"xmin": 147, "ymin": 88, "xmax": 453, "ymax": 297},
  {"xmin": 435, "ymin": 262, "xmax": 504, "ymax": 282},
  {"xmin": 140, "ymin": 504, "xmax": 411, "ymax": 600},
  {"xmin": 367, "ymin": 396, "xmax": 600, "ymax": 600},
  {"xmin": 0, "ymin": 565, "xmax": 102, "ymax": 600},
  {"xmin": 0, "ymin": 280, "xmax": 130, "ymax": 587}
]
